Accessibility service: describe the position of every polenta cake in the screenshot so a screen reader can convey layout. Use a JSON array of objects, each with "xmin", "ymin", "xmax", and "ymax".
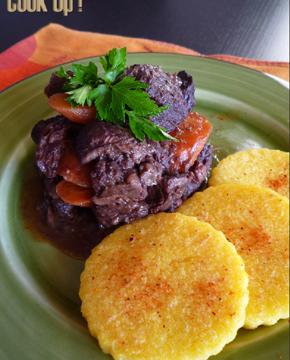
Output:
[
  {"xmin": 178, "ymin": 184, "xmax": 289, "ymax": 329},
  {"xmin": 209, "ymin": 148, "xmax": 289, "ymax": 198},
  {"xmin": 80, "ymin": 213, "xmax": 248, "ymax": 360}
]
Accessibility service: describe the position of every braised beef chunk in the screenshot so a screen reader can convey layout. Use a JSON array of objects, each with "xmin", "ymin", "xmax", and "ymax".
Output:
[
  {"xmin": 38, "ymin": 142, "xmax": 212, "ymax": 230},
  {"xmin": 151, "ymin": 144, "xmax": 213, "ymax": 213},
  {"xmin": 39, "ymin": 177, "xmax": 112, "ymax": 257},
  {"xmin": 72, "ymin": 117, "xmax": 211, "ymax": 228},
  {"xmin": 44, "ymin": 71, "xmax": 74, "ymax": 98},
  {"xmin": 31, "ymin": 116, "xmax": 74, "ymax": 178},
  {"xmin": 76, "ymin": 121, "xmax": 137, "ymax": 164},
  {"xmin": 93, "ymin": 180, "xmax": 149, "ymax": 227},
  {"xmin": 44, "ymin": 73, "xmax": 67, "ymax": 97},
  {"xmin": 177, "ymin": 70, "xmax": 194, "ymax": 109},
  {"xmin": 32, "ymin": 114, "xmax": 212, "ymax": 228},
  {"xmin": 126, "ymin": 65, "xmax": 195, "ymax": 131},
  {"xmin": 92, "ymin": 144, "xmax": 212, "ymax": 227},
  {"xmin": 32, "ymin": 62, "xmax": 212, "ymax": 242},
  {"xmin": 76, "ymin": 121, "xmax": 172, "ymax": 165}
]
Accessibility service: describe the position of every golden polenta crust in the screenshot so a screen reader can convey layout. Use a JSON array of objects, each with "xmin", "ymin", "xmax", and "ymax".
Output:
[
  {"xmin": 178, "ymin": 184, "xmax": 289, "ymax": 329},
  {"xmin": 80, "ymin": 213, "xmax": 248, "ymax": 360},
  {"xmin": 209, "ymin": 148, "xmax": 289, "ymax": 198}
]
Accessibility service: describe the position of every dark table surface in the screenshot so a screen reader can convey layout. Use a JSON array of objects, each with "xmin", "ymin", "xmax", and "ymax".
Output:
[{"xmin": 0, "ymin": 0, "xmax": 289, "ymax": 61}]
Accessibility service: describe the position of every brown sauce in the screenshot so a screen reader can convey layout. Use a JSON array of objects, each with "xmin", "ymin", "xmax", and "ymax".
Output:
[{"xmin": 20, "ymin": 158, "xmax": 111, "ymax": 260}]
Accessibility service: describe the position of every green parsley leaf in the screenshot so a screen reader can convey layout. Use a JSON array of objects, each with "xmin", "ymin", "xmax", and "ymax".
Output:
[
  {"xmin": 55, "ymin": 66, "xmax": 69, "ymax": 79},
  {"xmin": 112, "ymin": 76, "xmax": 167, "ymax": 117},
  {"xmin": 127, "ymin": 111, "xmax": 176, "ymax": 142},
  {"xmin": 99, "ymin": 47, "xmax": 127, "ymax": 83},
  {"xmin": 70, "ymin": 62, "xmax": 99, "ymax": 87},
  {"xmin": 67, "ymin": 85, "xmax": 92, "ymax": 106},
  {"xmin": 54, "ymin": 47, "xmax": 177, "ymax": 142},
  {"xmin": 89, "ymin": 84, "xmax": 115, "ymax": 121},
  {"xmin": 109, "ymin": 76, "xmax": 172, "ymax": 140}
]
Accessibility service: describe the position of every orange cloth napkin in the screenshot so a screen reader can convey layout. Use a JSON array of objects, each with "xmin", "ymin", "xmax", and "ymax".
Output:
[{"xmin": 0, "ymin": 23, "xmax": 288, "ymax": 91}]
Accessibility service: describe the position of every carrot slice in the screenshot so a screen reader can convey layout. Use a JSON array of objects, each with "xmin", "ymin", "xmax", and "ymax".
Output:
[
  {"xmin": 56, "ymin": 180, "xmax": 94, "ymax": 207},
  {"xmin": 170, "ymin": 112, "xmax": 212, "ymax": 172},
  {"xmin": 48, "ymin": 93, "xmax": 96, "ymax": 124},
  {"xmin": 58, "ymin": 146, "xmax": 92, "ymax": 188}
]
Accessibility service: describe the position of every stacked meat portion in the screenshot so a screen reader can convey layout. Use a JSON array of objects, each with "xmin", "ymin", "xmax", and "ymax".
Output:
[{"xmin": 32, "ymin": 64, "xmax": 213, "ymax": 236}]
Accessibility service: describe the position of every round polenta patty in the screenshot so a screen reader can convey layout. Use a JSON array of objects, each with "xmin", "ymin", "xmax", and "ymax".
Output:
[
  {"xmin": 209, "ymin": 148, "xmax": 289, "ymax": 198},
  {"xmin": 80, "ymin": 213, "xmax": 248, "ymax": 360},
  {"xmin": 178, "ymin": 184, "xmax": 289, "ymax": 329}
]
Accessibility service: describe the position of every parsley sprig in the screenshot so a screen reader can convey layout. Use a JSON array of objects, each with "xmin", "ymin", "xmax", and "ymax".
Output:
[{"xmin": 56, "ymin": 48, "xmax": 176, "ymax": 142}]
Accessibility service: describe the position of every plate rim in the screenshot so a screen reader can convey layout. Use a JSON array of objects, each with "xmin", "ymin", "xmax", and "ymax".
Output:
[
  {"xmin": 0, "ymin": 52, "xmax": 289, "ymax": 360},
  {"xmin": 1, "ymin": 52, "xmax": 289, "ymax": 95}
]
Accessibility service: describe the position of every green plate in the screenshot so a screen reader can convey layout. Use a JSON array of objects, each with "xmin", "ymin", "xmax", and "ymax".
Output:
[{"xmin": 0, "ymin": 54, "xmax": 289, "ymax": 360}]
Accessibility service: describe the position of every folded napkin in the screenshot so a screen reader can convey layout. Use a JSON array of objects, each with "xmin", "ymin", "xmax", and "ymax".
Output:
[{"xmin": 0, "ymin": 23, "xmax": 288, "ymax": 91}]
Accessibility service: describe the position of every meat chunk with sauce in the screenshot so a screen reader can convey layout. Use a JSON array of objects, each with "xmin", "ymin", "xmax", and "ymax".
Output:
[
  {"xmin": 32, "ymin": 62, "xmax": 212, "ymax": 240},
  {"xmin": 32, "ymin": 113, "xmax": 212, "ymax": 229},
  {"xmin": 32, "ymin": 116, "xmax": 76, "ymax": 178},
  {"xmin": 126, "ymin": 64, "xmax": 195, "ymax": 132}
]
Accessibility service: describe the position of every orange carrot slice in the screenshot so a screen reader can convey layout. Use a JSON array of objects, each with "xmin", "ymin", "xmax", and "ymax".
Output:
[
  {"xmin": 56, "ymin": 180, "xmax": 94, "ymax": 207},
  {"xmin": 58, "ymin": 146, "xmax": 92, "ymax": 188},
  {"xmin": 171, "ymin": 112, "xmax": 212, "ymax": 172},
  {"xmin": 48, "ymin": 93, "xmax": 96, "ymax": 124}
]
